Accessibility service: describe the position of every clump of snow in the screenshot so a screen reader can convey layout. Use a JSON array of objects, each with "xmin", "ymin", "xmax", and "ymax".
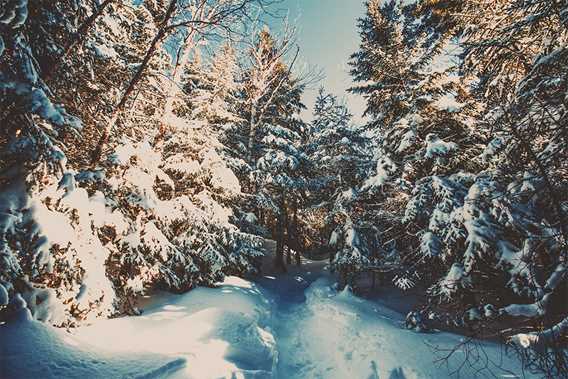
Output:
[
  {"xmin": 397, "ymin": 129, "xmax": 416, "ymax": 152},
  {"xmin": 510, "ymin": 333, "xmax": 539, "ymax": 349},
  {"xmin": 435, "ymin": 263, "xmax": 470, "ymax": 299},
  {"xmin": 0, "ymin": 283, "xmax": 9, "ymax": 306},
  {"xmin": 338, "ymin": 187, "xmax": 357, "ymax": 203},
  {"xmin": 480, "ymin": 137, "xmax": 505, "ymax": 163},
  {"xmin": 424, "ymin": 134, "xmax": 457, "ymax": 158},
  {"xmin": 433, "ymin": 93, "xmax": 464, "ymax": 112},
  {"xmin": 329, "ymin": 229, "xmax": 339, "ymax": 246},
  {"xmin": 21, "ymin": 286, "xmax": 65, "ymax": 324},
  {"xmin": 28, "ymin": 176, "xmax": 119, "ymax": 318},
  {"xmin": 420, "ymin": 231, "xmax": 441, "ymax": 257},
  {"xmin": 201, "ymin": 148, "xmax": 241, "ymax": 194},
  {"xmin": 163, "ymin": 153, "xmax": 201, "ymax": 176},
  {"xmin": 361, "ymin": 153, "xmax": 396, "ymax": 190},
  {"xmin": 93, "ymin": 43, "xmax": 118, "ymax": 59},
  {"xmin": 243, "ymin": 212, "xmax": 258, "ymax": 224}
]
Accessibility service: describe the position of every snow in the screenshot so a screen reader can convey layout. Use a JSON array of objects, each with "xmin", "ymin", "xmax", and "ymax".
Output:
[
  {"xmin": 397, "ymin": 129, "xmax": 416, "ymax": 153},
  {"xmin": 362, "ymin": 154, "xmax": 396, "ymax": 190},
  {"xmin": 260, "ymin": 262, "xmax": 530, "ymax": 379},
  {"xmin": 73, "ymin": 276, "xmax": 275, "ymax": 379},
  {"xmin": 9, "ymin": 0, "xmax": 28, "ymax": 28},
  {"xmin": 329, "ymin": 229, "xmax": 339, "ymax": 246},
  {"xmin": 0, "ymin": 261, "xmax": 532, "ymax": 379},
  {"xmin": 0, "ymin": 318, "xmax": 187, "ymax": 379},
  {"xmin": 21, "ymin": 287, "xmax": 65, "ymax": 324},
  {"xmin": 424, "ymin": 134, "xmax": 458, "ymax": 158},
  {"xmin": 25, "ymin": 178, "xmax": 118, "ymax": 318},
  {"xmin": 243, "ymin": 212, "xmax": 258, "ymax": 224},
  {"xmin": 163, "ymin": 153, "xmax": 201, "ymax": 175},
  {"xmin": 0, "ymin": 283, "xmax": 8, "ymax": 306},
  {"xmin": 433, "ymin": 93, "xmax": 464, "ymax": 113},
  {"xmin": 92, "ymin": 43, "xmax": 118, "ymax": 60},
  {"xmin": 202, "ymin": 150, "xmax": 241, "ymax": 194},
  {"xmin": 436, "ymin": 263, "xmax": 470, "ymax": 299},
  {"xmin": 0, "ymin": 276, "xmax": 275, "ymax": 379},
  {"xmin": 420, "ymin": 231, "xmax": 441, "ymax": 257},
  {"xmin": 481, "ymin": 137, "xmax": 505, "ymax": 163}
]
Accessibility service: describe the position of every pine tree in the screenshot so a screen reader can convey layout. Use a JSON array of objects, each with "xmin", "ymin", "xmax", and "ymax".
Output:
[
  {"xmin": 350, "ymin": 1, "xmax": 568, "ymax": 373},
  {"xmin": 235, "ymin": 27, "xmax": 307, "ymax": 271},
  {"xmin": 188, "ymin": 44, "xmax": 241, "ymax": 125},
  {"xmin": 305, "ymin": 88, "xmax": 374, "ymax": 285},
  {"xmin": 0, "ymin": 0, "xmax": 276, "ymax": 325}
]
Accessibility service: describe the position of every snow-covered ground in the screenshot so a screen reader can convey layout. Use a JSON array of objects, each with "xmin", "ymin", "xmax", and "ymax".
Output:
[
  {"xmin": 260, "ymin": 261, "xmax": 531, "ymax": 379},
  {"xmin": 1, "ymin": 260, "xmax": 532, "ymax": 379}
]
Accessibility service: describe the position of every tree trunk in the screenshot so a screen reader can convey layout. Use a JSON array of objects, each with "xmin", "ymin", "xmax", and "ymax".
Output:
[
  {"xmin": 274, "ymin": 192, "xmax": 287, "ymax": 272},
  {"xmin": 247, "ymin": 102, "xmax": 257, "ymax": 165},
  {"xmin": 291, "ymin": 198, "xmax": 302, "ymax": 266},
  {"xmin": 284, "ymin": 200, "xmax": 291, "ymax": 265}
]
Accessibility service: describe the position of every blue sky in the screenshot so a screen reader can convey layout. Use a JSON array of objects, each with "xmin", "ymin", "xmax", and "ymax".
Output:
[{"xmin": 269, "ymin": 0, "xmax": 366, "ymax": 122}]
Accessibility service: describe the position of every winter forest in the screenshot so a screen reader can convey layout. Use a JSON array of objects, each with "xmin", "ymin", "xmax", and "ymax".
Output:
[{"xmin": 0, "ymin": 0, "xmax": 567, "ymax": 378}]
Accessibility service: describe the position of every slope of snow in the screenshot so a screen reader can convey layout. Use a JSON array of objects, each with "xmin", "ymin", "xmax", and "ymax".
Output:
[
  {"xmin": 71, "ymin": 276, "xmax": 276, "ymax": 379},
  {"xmin": 0, "ymin": 277, "xmax": 275, "ymax": 379},
  {"xmin": 0, "ymin": 318, "xmax": 186, "ymax": 379},
  {"xmin": 260, "ymin": 261, "xmax": 532, "ymax": 379},
  {"xmin": 1, "ymin": 263, "xmax": 532, "ymax": 379}
]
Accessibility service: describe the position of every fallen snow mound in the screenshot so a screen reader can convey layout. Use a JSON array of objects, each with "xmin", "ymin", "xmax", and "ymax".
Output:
[
  {"xmin": 0, "ymin": 273, "xmax": 533, "ymax": 379},
  {"xmin": 0, "ymin": 319, "xmax": 186, "ymax": 379},
  {"xmin": 0, "ymin": 276, "xmax": 276, "ymax": 379}
]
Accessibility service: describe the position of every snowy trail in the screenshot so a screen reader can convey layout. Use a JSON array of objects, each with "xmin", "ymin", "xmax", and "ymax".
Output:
[
  {"xmin": 257, "ymin": 261, "xmax": 530, "ymax": 379},
  {"xmin": 1, "ymin": 260, "xmax": 533, "ymax": 379}
]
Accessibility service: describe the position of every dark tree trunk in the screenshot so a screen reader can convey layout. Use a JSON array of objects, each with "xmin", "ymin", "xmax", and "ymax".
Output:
[
  {"xmin": 284, "ymin": 200, "xmax": 291, "ymax": 265},
  {"xmin": 274, "ymin": 192, "xmax": 287, "ymax": 272},
  {"xmin": 291, "ymin": 198, "xmax": 302, "ymax": 266}
]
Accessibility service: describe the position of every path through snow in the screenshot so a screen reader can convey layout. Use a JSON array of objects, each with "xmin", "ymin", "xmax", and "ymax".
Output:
[
  {"xmin": 259, "ymin": 260, "xmax": 530, "ymax": 379},
  {"xmin": 1, "ymin": 259, "xmax": 533, "ymax": 378}
]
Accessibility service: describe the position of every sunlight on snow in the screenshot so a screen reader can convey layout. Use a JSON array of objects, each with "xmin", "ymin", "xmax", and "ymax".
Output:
[{"xmin": 66, "ymin": 276, "xmax": 275, "ymax": 378}]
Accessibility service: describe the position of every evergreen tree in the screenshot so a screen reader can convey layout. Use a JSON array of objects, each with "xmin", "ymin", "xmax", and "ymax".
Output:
[
  {"xmin": 0, "ymin": 0, "xmax": 274, "ymax": 325},
  {"xmin": 188, "ymin": 44, "xmax": 242, "ymax": 125},
  {"xmin": 306, "ymin": 88, "xmax": 373, "ymax": 285},
  {"xmin": 350, "ymin": 1, "xmax": 568, "ymax": 373},
  {"xmin": 236, "ymin": 27, "xmax": 307, "ymax": 271}
]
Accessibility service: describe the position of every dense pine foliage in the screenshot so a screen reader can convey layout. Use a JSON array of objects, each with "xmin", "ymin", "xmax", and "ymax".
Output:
[{"xmin": 346, "ymin": 0, "xmax": 568, "ymax": 374}]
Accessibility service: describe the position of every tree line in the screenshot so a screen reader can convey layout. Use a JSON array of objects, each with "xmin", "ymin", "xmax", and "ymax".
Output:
[
  {"xmin": 336, "ymin": 0, "xmax": 567, "ymax": 376},
  {"xmin": 0, "ymin": 0, "xmax": 313, "ymax": 323}
]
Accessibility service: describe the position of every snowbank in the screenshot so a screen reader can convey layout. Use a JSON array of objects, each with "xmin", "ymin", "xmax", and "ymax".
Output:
[
  {"xmin": 0, "ymin": 276, "xmax": 276, "ymax": 379},
  {"xmin": 0, "ymin": 318, "xmax": 186, "ymax": 379}
]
